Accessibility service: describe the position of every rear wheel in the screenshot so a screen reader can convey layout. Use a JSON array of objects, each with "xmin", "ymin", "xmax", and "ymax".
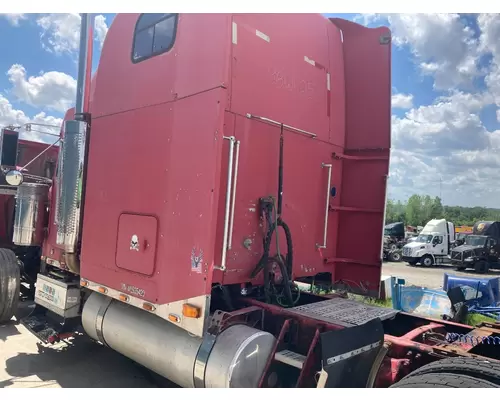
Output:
[
  {"xmin": 474, "ymin": 260, "xmax": 489, "ymax": 274},
  {"xmin": 390, "ymin": 372, "xmax": 497, "ymax": 388},
  {"xmin": 0, "ymin": 248, "xmax": 20, "ymax": 323},
  {"xmin": 388, "ymin": 251, "xmax": 402, "ymax": 262},
  {"xmin": 402, "ymin": 357, "xmax": 500, "ymax": 386},
  {"xmin": 420, "ymin": 255, "xmax": 433, "ymax": 267}
]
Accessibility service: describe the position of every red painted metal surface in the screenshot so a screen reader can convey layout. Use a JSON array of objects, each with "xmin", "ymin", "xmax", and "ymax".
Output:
[
  {"xmin": 74, "ymin": 14, "xmax": 391, "ymax": 305},
  {"xmin": 115, "ymin": 213, "xmax": 158, "ymax": 276},
  {"xmin": 376, "ymin": 357, "xmax": 410, "ymax": 387}
]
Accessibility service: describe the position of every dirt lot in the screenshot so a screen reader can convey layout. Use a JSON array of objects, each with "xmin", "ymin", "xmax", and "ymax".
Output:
[
  {"xmin": 382, "ymin": 261, "xmax": 500, "ymax": 289},
  {"xmin": 0, "ymin": 302, "xmax": 156, "ymax": 388}
]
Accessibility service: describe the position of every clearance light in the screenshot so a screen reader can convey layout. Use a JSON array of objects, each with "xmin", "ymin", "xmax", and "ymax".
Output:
[
  {"xmin": 119, "ymin": 294, "xmax": 129, "ymax": 302},
  {"xmin": 143, "ymin": 303, "xmax": 156, "ymax": 312},
  {"xmin": 168, "ymin": 314, "xmax": 181, "ymax": 323},
  {"xmin": 80, "ymin": 280, "xmax": 89, "ymax": 287},
  {"xmin": 182, "ymin": 304, "xmax": 201, "ymax": 319},
  {"xmin": 98, "ymin": 286, "xmax": 107, "ymax": 294}
]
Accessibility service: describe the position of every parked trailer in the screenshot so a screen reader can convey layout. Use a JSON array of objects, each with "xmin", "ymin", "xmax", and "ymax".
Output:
[{"xmin": 2, "ymin": 13, "xmax": 500, "ymax": 388}]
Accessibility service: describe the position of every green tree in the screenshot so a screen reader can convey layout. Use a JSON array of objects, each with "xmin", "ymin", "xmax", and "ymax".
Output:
[
  {"xmin": 386, "ymin": 195, "xmax": 500, "ymax": 228},
  {"xmin": 405, "ymin": 194, "xmax": 422, "ymax": 226}
]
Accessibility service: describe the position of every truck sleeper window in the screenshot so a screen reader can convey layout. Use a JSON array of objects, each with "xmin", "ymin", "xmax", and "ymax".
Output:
[{"xmin": 132, "ymin": 13, "xmax": 178, "ymax": 63}]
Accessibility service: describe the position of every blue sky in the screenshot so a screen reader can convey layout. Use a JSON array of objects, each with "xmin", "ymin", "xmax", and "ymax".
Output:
[{"xmin": 0, "ymin": 13, "xmax": 499, "ymax": 208}]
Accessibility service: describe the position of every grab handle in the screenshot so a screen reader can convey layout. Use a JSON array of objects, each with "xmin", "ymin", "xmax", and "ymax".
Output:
[
  {"xmin": 316, "ymin": 163, "xmax": 332, "ymax": 249},
  {"xmin": 214, "ymin": 136, "xmax": 238, "ymax": 271}
]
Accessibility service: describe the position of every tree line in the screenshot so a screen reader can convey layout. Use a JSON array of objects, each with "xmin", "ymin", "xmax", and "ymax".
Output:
[{"xmin": 385, "ymin": 195, "xmax": 500, "ymax": 227}]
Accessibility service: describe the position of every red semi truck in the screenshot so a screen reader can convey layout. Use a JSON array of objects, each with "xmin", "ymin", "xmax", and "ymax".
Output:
[
  {"xmin": 2, "ymin": 13, "xmax": 500, "ymax": 388},
  {"xmin": 0, "ymin": 127, "xmax": 58, "ymax": 320}
]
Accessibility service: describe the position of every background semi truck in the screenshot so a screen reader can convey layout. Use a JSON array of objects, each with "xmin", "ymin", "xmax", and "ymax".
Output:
[
  {"xmin": 0, "ymin": 127, "xmax": 58, "ymax": 321},
  {"xmin": 450, "ymin": 221, "xmax": 500, "ymax": 273},
  {"xmin": 2, "ymin": 13, "xmax": 500, "ymax": 388},
  {"xmin": 401, "ymin": 219, "xmax": 455, "ymax": 267}
]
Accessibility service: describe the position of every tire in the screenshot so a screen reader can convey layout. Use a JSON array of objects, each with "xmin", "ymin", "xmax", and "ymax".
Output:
[
  {"xmin": 420, "ymin": 255, "xmax": 433, "ymax": 267},
  {"xmin": 474, "ymin": 260, "xmax": 489, "ymax": 274},
  {"xmin": 388, "ymin": 251, "xmax": 402, "ymax": 262},
  {"xmin": 390, "ymin": 372, "xmax": 497, "ymax": 388},
  {"xmin": 403, "ymin": 357, "xmax": 500, "ymax": 386},
  {"xmin": 0, "ymin": 248, "xmax": 20, "ymax": 323}
]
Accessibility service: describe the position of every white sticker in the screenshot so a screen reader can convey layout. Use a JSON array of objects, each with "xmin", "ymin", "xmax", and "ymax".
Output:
[
  {"xmin": 232, "ymin": 22, "xmax": 238, "ymax": 44},
  {"xmin": 191, "ymin": 248, "xmax": 204, "ymax": 274},
  {"xmin": 304, "ymin": 56, "xmax": 316, "ymax": 66},
  {"xmin": 256, "ymin": 30, "xmax": 270, "ymax": 42}
]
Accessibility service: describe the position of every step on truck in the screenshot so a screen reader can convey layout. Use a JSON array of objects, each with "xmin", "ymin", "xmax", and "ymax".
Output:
[
  {"xmin": 402, "ymin": 219, "xmax": 455, "ymax": 267},
  {"xmin": 2, "ymin": 13, "xmax": 500, "ymax": 388}
]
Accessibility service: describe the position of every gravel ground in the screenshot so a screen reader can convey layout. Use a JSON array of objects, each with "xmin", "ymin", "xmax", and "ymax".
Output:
[{"xmin": 382, "ymin": 261, "xmax": 500, "ymax": 289}]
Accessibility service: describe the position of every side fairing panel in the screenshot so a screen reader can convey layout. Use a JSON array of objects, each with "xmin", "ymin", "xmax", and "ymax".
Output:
[
  {"xmin": 328, "ymin": 19, "xmax": 391, "ymax": 297},
  {"xmin": 80, "ymin": 88, "xmax": 227, "ymax": 304}
]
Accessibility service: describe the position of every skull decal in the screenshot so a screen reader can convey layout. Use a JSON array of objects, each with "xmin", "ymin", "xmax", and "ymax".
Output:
[{"xmin": 130, "ymin": 234, "xmax": 139, "ymax": 251}]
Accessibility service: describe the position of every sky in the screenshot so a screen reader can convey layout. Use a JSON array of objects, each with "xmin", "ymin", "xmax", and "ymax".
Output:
[{"xmin": 0, "ymin": 13, "xmax": 499, "ymax": 208}]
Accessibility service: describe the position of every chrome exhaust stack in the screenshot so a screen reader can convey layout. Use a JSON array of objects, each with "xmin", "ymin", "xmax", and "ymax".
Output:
[{"xmin": 55, "ymin": 14, "xmax": 94, "ymax": 269}]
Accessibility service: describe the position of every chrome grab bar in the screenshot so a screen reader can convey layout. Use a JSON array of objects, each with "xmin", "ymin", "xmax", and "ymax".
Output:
[
  {"xmin": 227, "ymin": 139, "xmax": 240, "ymax": 250},
  {"xmin": 214, "ymin": 136, "xmax": 239, "ymax": 271},
  {"xmin": 316, "ymin": 162, "xmax": 332, "ymax": 249},
  {"xmin": 246, "ymin": 113, "xmax": 317, "ymax": 138}
]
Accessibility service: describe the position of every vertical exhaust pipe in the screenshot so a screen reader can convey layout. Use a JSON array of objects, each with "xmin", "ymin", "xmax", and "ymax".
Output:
[{"xmin": 55, "ymin": 14, "xmax": 94, "ymax": 273}]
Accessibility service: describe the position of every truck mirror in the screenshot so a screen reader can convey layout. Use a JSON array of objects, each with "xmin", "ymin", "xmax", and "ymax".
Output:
[{"xmin": 5, "ymin": 169, "xmax": 23, "ymax": 186}]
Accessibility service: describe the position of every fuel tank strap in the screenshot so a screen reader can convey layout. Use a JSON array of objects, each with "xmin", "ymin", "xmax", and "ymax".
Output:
[
  {"xmin": 193, "ymin": 332, "xmax": 217, "ymax": 388},
  {"xmin": 95, "ymin": 295, "xmax": 113, "ymax": 346}
]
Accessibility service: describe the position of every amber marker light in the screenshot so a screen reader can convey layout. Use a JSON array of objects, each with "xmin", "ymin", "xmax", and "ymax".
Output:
[
  {"xmin": 168, "ymin": 314, "xmax": 181, "ymax": 323},
  {"xmin": 182, "ymin": 304, "xmax": 201, "ymax": 318},
  {"xmin": 119, "ymin": 294, "xmax": 129, "ymax": 302}
]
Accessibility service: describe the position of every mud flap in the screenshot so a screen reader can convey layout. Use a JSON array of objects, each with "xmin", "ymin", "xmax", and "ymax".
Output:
[{"xmin": 317, "ymin": 317, "xmax": 384, "ymax": 387}]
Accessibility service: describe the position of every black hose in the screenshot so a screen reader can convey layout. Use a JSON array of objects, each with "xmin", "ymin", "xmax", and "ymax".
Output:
[{"xmin": 250, "ymin": 124, "xmax": 296, "ymax": 307}]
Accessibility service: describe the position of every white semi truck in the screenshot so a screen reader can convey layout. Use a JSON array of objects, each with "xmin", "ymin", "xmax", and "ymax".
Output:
[{"xmin": 401, "ymin": 219, "xmax": 455, "ymax": 267}]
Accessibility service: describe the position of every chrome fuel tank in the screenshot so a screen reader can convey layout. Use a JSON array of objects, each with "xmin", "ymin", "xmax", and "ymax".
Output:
[{"xmin": 82, "ymin": 292, "xmax": 276, "ymax": 388}]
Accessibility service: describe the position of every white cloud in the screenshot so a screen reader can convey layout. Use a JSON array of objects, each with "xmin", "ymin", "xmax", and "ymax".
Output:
[
  {"xmin": 94, "ymin": 15, "xmax": 109, "ymax": 48},
  {"xmin": 0, "ymin": 94, "xmax": 62, "ymax": 142},
  {"xmin": 1, "ymin": 14, "xmax": 27, "ymax": 26},
  {"xmin": 367, "ymin": 13, "xmax": 481, "ymax": 91},
  {"xmin": 389, "ymin": 88, "xmax": 500, "ymax": 207},
  {"xmin": 36, "ymin": 13, "xmax": 109, "ymax": 55},
  {"xmin": 392, "ymin": 93, "xmax": 413, "ymax": 109},
  {"xmin": 7, "ymin": 64, "xmax": 76, "ymax": 113},
  {"xmin": 478, "ymin": 14, "xmax": 500, "ymax": 112}
]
